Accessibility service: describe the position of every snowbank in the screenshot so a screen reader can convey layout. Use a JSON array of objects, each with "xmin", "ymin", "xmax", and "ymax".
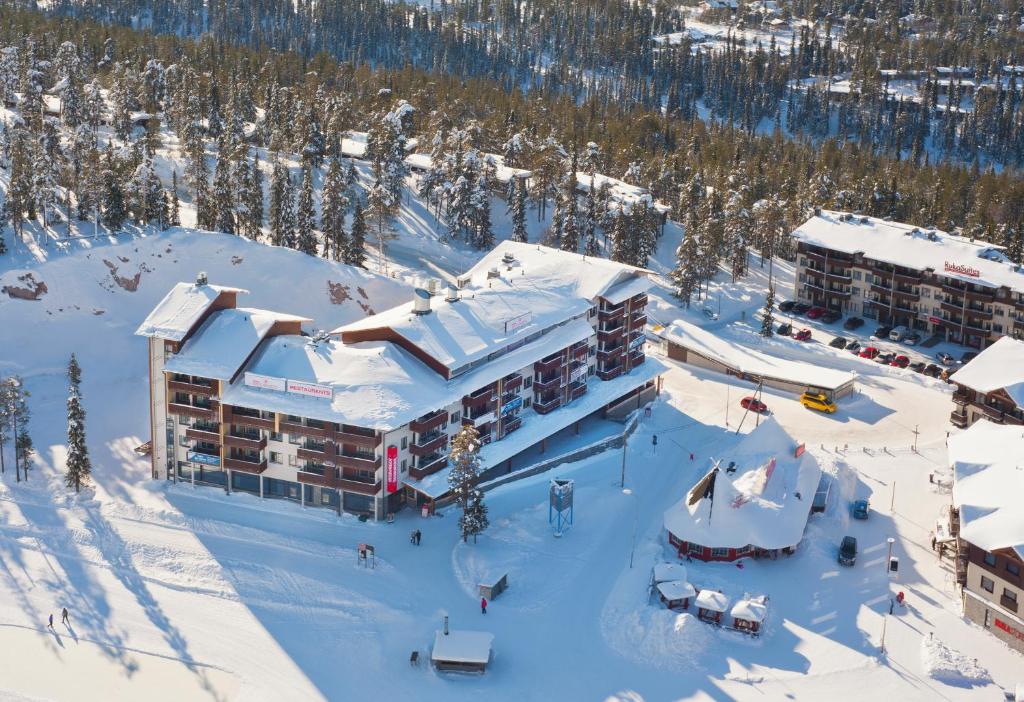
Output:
[{"xmin": 921, "ymin": 637, "xmax": 992, "ymax": 686}]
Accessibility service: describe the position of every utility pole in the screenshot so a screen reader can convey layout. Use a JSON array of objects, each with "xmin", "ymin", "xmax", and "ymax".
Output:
[
  {"xmin": 620, "ymin": 430, "xmax": 628, "ymax": 488},
  {"xmin": 623, "ymin": 488, "xmax": 637, "ymax": 569},
  {"xmin": 912, "ymin": 425, "xmax": 919, "ymax": 452},
  {"xmin": 891, "ymin": 481, "xmax": 896, "ymax": 512}
]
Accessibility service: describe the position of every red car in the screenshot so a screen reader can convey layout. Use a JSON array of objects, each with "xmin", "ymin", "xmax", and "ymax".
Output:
[
  {"xmin": 890, "ymin": 355, "xmax": 910, "ymax": 368},
  {"xmin": 859, "ymin": 346, "xmax": 879, "ymax": 359},
  {"xmin": 793, "ymin": 328, "xmax": 812, "ymax": 341},
  {"xmin": 806, "ymin": 306, "xmax": 827, "ymax": 319},
  {"xmin": 740, "ymin": 396, "xmax": 768, "ymax": 413}
]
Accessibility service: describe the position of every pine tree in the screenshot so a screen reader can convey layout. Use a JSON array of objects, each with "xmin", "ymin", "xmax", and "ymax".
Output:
[
  {"xmin": 447, "ymin": 424, "xmax": 488, "ymax": 543},
  {"xmin": 169, "ymin": 171, "xmax": 181, "ymax": 227},
  {"xmin": 268, "ymin": 158, "xmax": 294, "ymax": 247},
  {"xmin": 65, "ymin": 354, "xmax": 91, "ymax": 493},
  {"xmin": 212, "ymin": 150, "xmax": 235, "ymax": 234},
  {"xmin": 346, "ymin": 202, "xmax": 367, "ymax": 268},
  {"xmin": 509, "ymin": 177, "xmax": 528, "ymax": 243},
  {"xmin": 761, "ymin": 287, "xmax": 776, "ymax": 337},
  {"xmin": 470, "ymin": 176, "xmax": 494, "ymax": 250},
  {"xmin": 295, "ymin": 167, "xmax": 318, "ymax": 255},
  {"xmin": 101, "ymin": 147, "xmax": 127, "ymax": 230},
  {"xmin": 3, "ymin": 377, "xmax": 30, "ymax": 482},
  {"xmin": 247, "ymin": 153, "xmax": 265, "ymax": 238},
  {"xmin": 321, "ymin": 156, "xmax": 349, "ymax": 259},
  {"xmin": 583, "ymin": 180, "xmax": 599, "ymax": 256},
  {"xmin": 671, "ymin": 210, "xmax": 701, "ymax": 307}
]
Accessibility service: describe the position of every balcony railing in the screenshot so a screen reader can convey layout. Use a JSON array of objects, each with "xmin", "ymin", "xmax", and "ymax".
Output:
[
  {"xmin": 597, "ymin": 365, "xmax": 624, "ymax": 381},
  {"xmin": 336, "ymin": 427, "xmax": 381, "ymax": 448},
  {"xmin": 168, "ymin": 401, "xmax": 217, "ymax": 420},
  {"xmin": 410, "ymin": 432, "xmax": 447, "ymax": 457},
  {"xmin": 534, "ymin": 354, "xmax": 563, "ymax": 374},
  {"xmin": 533, "ymin": 396, "xmax": 561, "ymax": 415},
  {"xmin": 279, "ymin": 420, "xmax": 331, "ymax": 440},
  {"xmin": 168, "ymin": 379, "xmax": 215, "ymax": 396},
  {"xmin": 979, "ymin": 404, "xmax": 1005, "ymax": 422},
  {"xmin": 950, "ymin": 410, "xmax": 968, "ymax": 428},
  {"xmin": 227, "ymin": 409, "xmax": 275, "ymax": 432},
  {"xmin": 185, "ymin": 426, "xmax": 221, "ymax": 444},
  {"xmin": 297, "ymin": 445, "xmax": 328, "ymax": 462},
  {"xmin": 410, "ymin": 455, "xmax": 448, "ymax": 479},
  {"xmin": 333, "ymin": 452, "xmax": 381, "ymax": 471},
  {"xmin": 534, "ymin": 374, "xmax": 562, "ymax": 392},
  {"xmin": 499, "ymin": 416, "xmax": 523, "ymax": 438},
  {"xmin": 297, "ymin": 470, "xmax": 381, "ymax": 495},
  {"xmin": 224, "ymin": 432, "xmax": 267, "ymax": 451},
  {"xmin": 224, "ymin": 455, "xmax": 268, "ymax": 474},
  {"xmin": 952, "ymin": 392, "xmax": 970, "ymax": 406}
]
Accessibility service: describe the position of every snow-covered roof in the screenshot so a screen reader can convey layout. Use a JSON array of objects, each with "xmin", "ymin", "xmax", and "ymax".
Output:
[
  {"xmin": 575, "ymin": 172, "xmax": 671, "ymax": 214},
  {"xmin": 404, "ymin": 151, "xmax": 531, "ymax": 184},
  {"xmin": 223, "ymin": 318, "xmax": 598, "ymax": 432},
  {"xmin": 653, "ymin": 562, "xmax": 687, "ymax": 583},
  {"xmin": 731, "ymin": 597, "xmax": 768, "ymax": 623},
  {"xmin": 695, "ymin": 590, "xmax": 730, "ymax": 612},
  {"xmin": 791, "ymin": 210, "xmax": 1024, "ymax": 292},
  {"xmin": 660, "ymin": 319, "xmax": 856, "ymax": 392},
  {"xmin": 164, "ymin": 307, "xmax": 310, "ymax": 381},
  {"xmin": 431, "ymin": 630, "xmax": 493, "ymax": 665},
  {"xmin": 336, "ymin": 242, "xmax": 650, "ymax": 373},
  {"xmin": 663, "ymin": 418, "xmax": 822, "ymax": 551},
  {"xmin": 657, "ymin": 580, "xmax": 696, "ymax": 602},
  {"xmin": 134, "ymin": 282, "xmax": 247, "ymax": 342},
  {"xmin": 950, "ymin": 336, "xmax": 1024, "ymax": 407},
  {"xmin": 949, "ymin": 420, "xmax": 1024, "ymax": 560}
]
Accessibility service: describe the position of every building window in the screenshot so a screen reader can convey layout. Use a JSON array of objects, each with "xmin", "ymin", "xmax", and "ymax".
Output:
[
  {"xmin": 995, "ymin": 307, "xmax": 1004, "ymax": 316},
  {"xmin": 321, "ymin": 492, "xmax": 332, "ymax": 505},
  {"xmin": 288, "ymin": 434, "xmax": 301, "ymax": 445},
  {"xmin": 401, "ymin": 459, "xmax": 407, "ymax": 473},
  {"xmin": 852, "ymin": 270, "xmax": 862, "ymax": 280},
  {"xmin": 524, "ymin": 397, "xmax": 532, "ymax": 407},
  {"xmin": 270, "ymin": 431, "xmax": 283, "ymax": 442},
  {"xmin": 270, "ymin": 451, "xmax": 281, "ymax": 464},
  {"xmin": 984, "ymin": 552, "xmax": 997, "ymax": 567},
  {"xmin": 981, "ymin": 576, "xmax": 995, "ymax": 593},
  {"xmin": 994, "ymin": 324, "xmax": 1003, "ymax": 334},
  {"xmin": 851, "ymin": 287, "xmax": 860, "ymax": 297},
  {"xmin": 288, "ymin": 454, "xmax": 297, "ymax": 467},
  {"xmin": 450, "ymin": 411, "xmax": 461, "ymax": 424},
  {"xmin": 401, "ymin": 436, "xmax": 408, "ymax": 450},
  {"xmin": 711, "ymin": 547, "xmax": 730, "ymax": 558},
  {"xmin": 1007, "ymin": 561, "xmax": 1021, "ymax": 577},
  {"xmin": 1005, "ymin": 588, "xmax": 1018, "ymax": 605},
  {"xmin": 921, "ymin": 288, "xmax": 930, "ymax": 298},
  {"xmin": 524, "ymin": 376, "xmax": 533, "ymax": 389},
  {"xmin": 688, "ymin": 542, "xmax": 703, "ymax": 555}
]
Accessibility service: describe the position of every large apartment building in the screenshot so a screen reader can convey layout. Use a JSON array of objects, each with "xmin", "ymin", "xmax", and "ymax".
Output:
[
  {"xmin": 947, "ymin": 421, "xmax": 1024, "ymax": 654},
  {"xmin": 136, "ymin": 242, "xmax": 664, "ymax": 519},
  {"xmin": 947, "ymin": 336, "xmax": 1024, "ymax": 428},
  {"xmin": 791, "ymin": 210, "xmax": 1024, "ymax": 349}
]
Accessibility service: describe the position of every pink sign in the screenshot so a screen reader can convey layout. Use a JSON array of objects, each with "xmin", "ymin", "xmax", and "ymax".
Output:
[
  {"xmin": 286, "ymin": 379, "xmax": 333, "ymax": 399},
  {"xmin": 944, "ymin": 261, "xmax": 981, "ymax": 278},
  {"xmin": 386, "ymin": 445, "xmax": 399, "ymax": 493}
]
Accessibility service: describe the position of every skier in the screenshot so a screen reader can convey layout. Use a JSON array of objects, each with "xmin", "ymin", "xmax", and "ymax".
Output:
[
  {"xmin": 48, "ymin": 614, "xmax": 53, "ymax": 629},
  {"xmin": 415, "ymin": 529, "xmax": 421, "ymax": 546},
  {"xmin": 480, "ymin": 597, "xmax": 487, "ymax": 615},
  {"xmin": 62, "ymin": 607, "xmax": 70, "ymax": 625}
]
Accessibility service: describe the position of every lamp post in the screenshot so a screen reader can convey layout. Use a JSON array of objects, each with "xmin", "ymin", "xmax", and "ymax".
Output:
[
  {"xmin": 885, "ymin": 536, "xmax": 895, "ymax": 574},
  {"xmin": 622, "ymin": 488, "xmax": 638, "ymax": 569}
]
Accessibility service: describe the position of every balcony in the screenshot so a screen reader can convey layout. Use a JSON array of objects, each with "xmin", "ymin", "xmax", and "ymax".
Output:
[
  {"xmin": 168, "ymin": 400, "xmax": 216, "ymax": 421},
  {"xmin": 410, "ymin": 455, "xmax": 447, "ymax": 479},
  {"xmin": 336, "ymin": 426, "xmax": 381, "ymax": 448},
  {"xmin": 825, "ymin": 270, "xmax": 853, "ymax": 283},
  {"xmin": 534, "ymin": 374, "xmax": 562, "ymax": 392},
  {"xmin": 409, "ymin": 409, "xmax": 447, "ymax": 434},
  {"xmin": 942, "ymin": 282, "xmax": 995, "ymax": 302},
  {"xmin": 979, "ymin": 404, "xmax": 1005, "ymax": 422},
  {"xmin": 168, "ymin": 379, "xmax": 215, "ymax": 396},
  {"xmin": 534, "ymin": 354, "xmax": 563, "ymax": 374},
  {"xmin": 629, "ymin": 314, "xmax": 647, "ymax": 330},
  {"xmin": 500, "ymin": 374, "xmax": 524, "ymax": 392},
  {"xmin": 597, "ymin": 365, "xmax": 624, "ymax": 381},
  {"xmin": 499, "ymin": 416, "xmax": 523, "ymax": 438},
  {"xmin": 533, "ymin": 396, "xmax": 561, "ymax": 415},
  {"xmin": 952, "ymin": 392, "xmax": 970, "ymax": 407},
  {"xmin": 628, "ymin": 352, "xmax": 646, "ymax": 366},
  {"xmin": 568, "ymin": 384, "xmax": 588, "ymax": 402},
  {"xmin": 950, "ymin": 410, "xmax": 969, "ymax": 428},
  {"xmin": 463, "ymin": 390, "xmax": 497, "ymax": 412},
  {"xmin": 223, "ymin": 455, "xmax": 268, "ymax": 474},
  {"xmin": 185, "ymin": 426, "xmax": 221, "ymax": 444},
  {"xmin": 598, "ymin": 305, "xmax": 625, "ymax": 323},
  {"xmin": 630, "ymin": 293, "xmax": 648, "ymax": 308},
  {"xmin": 334, "ymin": 452, "xmax": 381, "ymax": 471},
  {"xmin": 410, "ymin": 432, "xmax": 447, "ymax": 457},
  {"xmin": 297, "ymin": 444, "xmax": 328, "ymax": 462},
  {"xmin": 297, "ymin": 470, "xmax": 381, "ymax": 495},
  {"xmin": 279, "ymin": 420, "xmax": 331, "ymax": 440},
  {"xmin": 893, "ymin": 270, "xmax": 921, "ymax": 284},
  {"xmin": 597, "ymin": 325, "xmax": 625, "ymax": 343},
  {"xmin": 224, "ymin": 431, "xmax": 267, "ymax": 451},
  {"xmin": 227, "ymin": 408, "xmax": 275, "ymax": 432}
]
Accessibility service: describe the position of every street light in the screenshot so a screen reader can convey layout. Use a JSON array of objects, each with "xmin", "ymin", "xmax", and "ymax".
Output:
[
  {"xmin": 622, "ymin": 488, "xmax": 638, "ymax": 569},
  {"xmin": 886, "ymin": 537, "xmax": 895, "ymax": 574},
  {"xmin": 880, "ymin": 536, "xmax": 896, "ymax": 653}
]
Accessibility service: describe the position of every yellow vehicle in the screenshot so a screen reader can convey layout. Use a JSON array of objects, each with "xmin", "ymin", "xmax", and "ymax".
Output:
[{"xmin": 800, "ymin": 392, "xmax": 837, "ymax": 414}]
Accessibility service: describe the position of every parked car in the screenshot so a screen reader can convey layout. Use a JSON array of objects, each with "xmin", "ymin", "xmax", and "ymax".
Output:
[
  {"xmin": 740, "ymin": 396, "xmax": 768, "ymax": 413},
  {"xmin": 890, "ymin": 354, "xmax": 910, "ymax": 368},
  {"xmin": 793, "ymin": 328, "xmax": 812, "ymax": 341},
  {"xmin": 923, "ymin": 363, "xmax": 943, "ymax": 377},
  {"xmin": 778, "ymin": 300, "xmax": 796, "ymax": 313},
  {"xmin": 909, "ymin": 361, "xmax": 926, "ymax": 373},
  {"xmin": 960, "ymin": 351, "xmax": 978, "ymax": 364},
  {"xmin": 702, "ymin": 307, "xmax": 719, "ymax": 321},
  {"xmin": 888, "ymin": 325, "xmax": 909, "ymax": 342},
  {"xmin": 822, "ymin": 309, "xmax": 842, "ymax": 324},
  {"xmin": 904, "ymin": 331, "xmax": 921, "ymax": 345},
  {"xmin": 859, "ymin": 346, "xmax": 880, "ymax": 359},
  {"xmin": 793, "ymin": 302, "xmax": 812, "ymax": 314},
  {"xmin": 935, "ymin": 351, "xmax": 956, "ymax": 366},
  {"xmin": 800, "ymin": 391, "xmax": 837, "ymax": 414},
  {"xmin": 806, "ymin": 306, "xmax": 827, "ymax": 319},
  {"xmin": 777, "ymin": 322, "xmax": 793, "ymax": 336},
  {"xmin": 829, "ymin": 337, "xmax": 849, "ymax": 349},
  {"xmin": 871, "ymin": 325, "xmax": 893, "ymax": 340},
  {"xmin": 838, "ymin": 536, "xmax": 858, "ymax": 566},
  {"xmin": 843, "ymin": 317, "xmax": 865, "ymax": 331},
  {"xmin": 852, "ymin": 500, "xmax": 870, "ymax": 520},
  {"xmin": 846, "ymin": 340, "xmax": 861, "ymax": 354},
  {"xmin": 875, "ymin": 352, "xmax": 896, "ymax": 364}
]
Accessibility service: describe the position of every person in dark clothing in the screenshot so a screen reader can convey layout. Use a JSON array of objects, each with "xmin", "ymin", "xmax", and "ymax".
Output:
[
  {"xmin": 61, "ymin": 607, "xmax": 70, "ymax": 625},
  {"xmin": 415, "ymin": 530, "xmax": 421, "ymax": 545},
  {"xmin": 480, "ymin": 597, "xmax": 487, "ymax": 614},
  {"xmin": 47, "ymin": 614, "xmax": 53, "ymax": 629}
]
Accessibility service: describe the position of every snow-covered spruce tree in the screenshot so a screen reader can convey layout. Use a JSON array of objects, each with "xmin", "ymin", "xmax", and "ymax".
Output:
[
  {"xmin": 168, "ymin": 171, "xmax": 181, "ymax": 227},
  {"xmin": 295, "ymin": 167, "xmax": 318, "ymax": 255},
  {"xmin": 671, "ymin": 210, "xmax": 701, "ymax": 307},
  {"xmin": 761, "ymin": 287, "xmax": 775, "ymax": 337},
  {"xmin": 447, "ymin": 423, "xmax": 488, "ymax": 543},
  {"xmin": 4, "ymin": 377, "xmax": 30, "ymax": 482},
  {"xmin": 0, "ymin": 379, "xmax": 10, "ymax": 473},
  {"xmin": 583, "ymin": 179, "xmax": 599, "ymax": 256},
  {"xmin": 65, "ymin": 354, "xmax": 91, "ymax": 493},
  {"xmin": 268, "ymin": 157, "xmax": 292, "ymax": 247},
  {"xmin": 211, "ymin": 149, "xmax": 236, "ymax": 234},
  {"xmin": 321, "ymin": 156, "xmax": 348, "ymax": 259},
  {"xmin": 557, "ymin": 155, "xmax": 580, "ymax": 252},
  {"xmin": 345, "ymin": 201, "xmax": 367, "ymax": 268},
  {"xmin": 101, "ymin": 146, "xmax": 127, "ymax": 230},
  {"xmin": 246, "ymin": 153, "xmax": 264, "ymax": 239},
  {"xmin": 509, "ymin": 176, "xmax": 528, "ymax": 243},
  {"xmin": 470, "ymin": 175, "xmax": 494, "ymax": 250}
]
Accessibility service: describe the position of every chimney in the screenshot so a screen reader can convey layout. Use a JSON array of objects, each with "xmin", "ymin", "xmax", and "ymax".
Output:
[
  {"xmin": 445, "ymin": 286, "xmax": 459, "ymax": 303},
  {"xmin": 196, "ymin": 271, "xmax": 208, "ymax": 287},
  {"xmin": 443, "ymin": 615, "xmax": 449, "ymax": 636},
  {"xmin": 412, "ymin": 288, "xmax": 432, "ymax": 315}
]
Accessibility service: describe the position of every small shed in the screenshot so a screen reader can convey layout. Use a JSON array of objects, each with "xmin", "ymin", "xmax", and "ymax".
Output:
[
  {"xmin": 695, "ymin": 590, "xmax": 730, "ymax": 624},
  {"xmin": 731, "ymin": 596, "xmax": 769, "ymax": 635},
  {"xmin": 653, "ymin": 562, "xmax": 687, "ymax": 584},
  {"xmin": 431, "ymin": 630, "xmax": 494, "ymax": 673},
  {"xmin": 657, "ymin": 580, "xmax": 697, "ymax": 610}
]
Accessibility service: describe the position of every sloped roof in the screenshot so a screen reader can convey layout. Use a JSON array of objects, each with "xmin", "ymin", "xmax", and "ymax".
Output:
[
  {"xmin": 135, "ymin": 282, "xmax": 247, "ymax": 341},
  {"xmin": 950, "ymin": 336, "xmax": 1024, "ymax": 407}
]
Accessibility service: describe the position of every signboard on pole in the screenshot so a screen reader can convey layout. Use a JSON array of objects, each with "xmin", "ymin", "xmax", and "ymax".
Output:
[
  {"xmin": 386, "ymin": 445, "xmax": 399, "ymax": 493},
  {"xmin": 244, "ymin": 372, "xmax": 286, "ymax": 392},
  {"xmin": 286, "ymin": 379, "xmax": 334, "ymax": 399},
  {"xmin": 187, "ymin": 450, "xmax": 221, "ymax": 467}
]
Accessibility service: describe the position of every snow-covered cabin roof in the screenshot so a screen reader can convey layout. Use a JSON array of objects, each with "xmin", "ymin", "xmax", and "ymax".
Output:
[
  {"xmin": 653, "ymin": 562, "xmax": 687, "ymax": 583},
  {"xmin": 791, "ymin": 210, "xmax": 1024, "ymax": 292},
  {"xmin": 575, "ymin": 172, "xmax": 671, "ymax": 214},
  {"xmin": 660, "ymin": 319, "xmax": 856, "ymax": 392},
  {"xmin": 404, "ymin": 152, "xmax": 531, "ymax": 184},
  {"xmin": 657, "ymin": 580, "xmax": 696, "ymax": 602},
  {"xmin": 431, "ymin": 630, "xmax": 493, "ymax": 665},
  {"xmin": 335, "ymin": 243, "xmax": 650, "ymax": 374},
  {"xmin": 949, "ymin": 336, "xmax": 1024, "ymax": 407},
  {"xmin": 949, "ymin": 420, "xmax": 1024, "ymax": 560},
  {"xmin": 135, "ymin": 282, "xmax": 247, "ymax": 342},
  {"xmin": 695, "ymin": 590, "xmax": 730, "ymax": 612},
  {"xmin": 164, "ymin": 307, "xmax": 310, "ymax": 381},
  {"xmin": 731, "ymin": 597, "xmax": 768, "ymax": 623},
  {"xmin": 663, "ymin": 418, "xmax": 822, "ymax": 551}
]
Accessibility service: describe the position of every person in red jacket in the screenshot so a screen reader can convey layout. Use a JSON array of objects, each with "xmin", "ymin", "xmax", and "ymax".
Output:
[{"xmin": 480, "ymin": 597, "xmax": 488, "ymax": 614}]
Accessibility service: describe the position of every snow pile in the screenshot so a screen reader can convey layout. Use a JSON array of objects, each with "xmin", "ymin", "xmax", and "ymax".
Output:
[
  {"xmin": 921, "ymin": 637, "xmax": 992, "ymax": 686},
  {"xmin": 604, "ymin": 607, "xmax": 713, "ymax": 670}
]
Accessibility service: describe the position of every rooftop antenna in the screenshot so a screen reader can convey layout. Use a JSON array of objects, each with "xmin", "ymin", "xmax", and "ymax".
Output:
[{"xmin": 196, "ymin": 271, "xmax": 208, "ymax": 286}]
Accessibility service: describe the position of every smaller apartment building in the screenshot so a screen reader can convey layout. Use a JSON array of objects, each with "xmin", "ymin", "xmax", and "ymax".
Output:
[
  {"xmin": 791, "ymin": 211, "xmax": 1024, "ymax": 349},
  {"xmin": 137, "ymin": 243, "xmax": 665, "ymax": 520},
  {"xmin": 947, "ymin": 336, "xmax": 1024, "ymax": 428}
]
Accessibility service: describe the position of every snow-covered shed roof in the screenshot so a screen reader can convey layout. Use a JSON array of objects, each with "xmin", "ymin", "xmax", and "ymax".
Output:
[
  {"xmin": 404, "ymin": 152, "xmax": 531, "ymax": 184},
  {"xmin": 731, "ymin": 597, "xmax": 768, "ymax": 623},
  {"xmin": 949, "ymin": 336, "xmax": 1024, "ymax": 407},
  {"xmin": 164, "ymin": 307, "xmax": 310, "ymax": 381},
  {"xmin": 949, "ymin": 420, "xmax": 1024, "ymax": 560},
  {"xmin": 653, "ymin": 563, "xmax": 687, "ymax": 584},
  {"xmin": 791, "ymin": 210, "xmax": 1024, "ymax": 292},
  {"xmin": 431, "ymin": 630, "xmax": 493, "ymax": 665},
  {"xmin": 695, "ymin": 590, "xmax": 730, "ymax": 612},
  {"xmin": 663, "ymin": 418, "xmax": 822, "ymax": 551},
  {"xmin": 575, "ymin": 172, "xmax": 672, "ymax": 214},
  {"xmin": 660, "ymin": 319, "xmax": 856, "ymax": 392},
  {"xmin": 135, "ymin": 282, "xmax": 247, "ymax": 342},
  {"xmin": 336, "ymin": 243, "xmax": 650, "ymax": 374},
  {"xmin": 657, "ymin": 580, "xmax": 696, "ymax": 602}
]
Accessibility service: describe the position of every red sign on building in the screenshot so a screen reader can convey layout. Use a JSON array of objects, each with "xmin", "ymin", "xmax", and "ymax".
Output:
[
  {"xmin": 995, "ymin": 618, "xmax": 1024, "ymax": 641},
  {"xmin": 386, "ymin": 445, "xmax": 399, "ymax": 493}
]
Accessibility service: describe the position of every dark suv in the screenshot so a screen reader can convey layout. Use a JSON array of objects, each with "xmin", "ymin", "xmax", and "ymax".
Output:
[{"xmin": 838, "ymin": 536, "xmax": 857, "ymax": 566}]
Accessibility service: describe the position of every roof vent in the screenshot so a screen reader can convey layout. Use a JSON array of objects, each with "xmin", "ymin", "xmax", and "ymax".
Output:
[
  {"xmin": 927, "ymin": 231, "xmax": 938, "ymax": 241},
  {"xmin": 813, "ymin": 206, "xmax": 821, "ymax": 216},
  {"xmin": 859, "ymin": 216, "xmax": 870, "ymax": 224},
  {"xmin": 501, "ymin": 251, "xmax": 516, "ymax": 265},
  {"xmin": 457, "ymin": 275, "xmax": 471, "ymax": 289},
  {"xmin": 908, "ymin": 228, "xmax": 920, "ymax": 236},
  {"xmin": 196, "ymin": 271, "xmax": 208, "ymax": 286},
  {"xmin": 487, "ymin": 267, "xmax": 501, "ymax": 280},
  {"xmin": 412, "ymin": 288, "xmax": 432, "ymax": 315},
  {"xmin": 445, "ymin": 286, "xmax": 459, "ymax": 303},
  {"xmin": 427, "ymin": 278, "xmax": 440, "ymax": 294}
]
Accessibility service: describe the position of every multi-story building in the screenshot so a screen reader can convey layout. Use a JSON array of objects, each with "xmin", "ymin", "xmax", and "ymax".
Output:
[
  {"xmin": 136, "ymin": 243, "xmax": 664, "ymax": 520},
  {"xmin": 947, "ymin": 421, "xmax": 1024, "ymax": 654},
  {"xmin": 791, "ymin": 210, "xmax": 1024, "ymax": 349},
  {"xmin": 947, "ymin": 336, "xmax": 1024, "ymax": 428}
]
